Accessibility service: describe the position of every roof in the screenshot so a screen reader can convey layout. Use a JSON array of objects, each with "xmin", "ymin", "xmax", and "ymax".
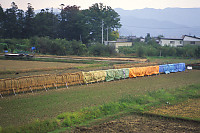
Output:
[
  {"xmin": 160, "ymin": 38, "xmax": 183, "ymax": 41},
  {"xmin": 183, "ymin": 35, "xmax": 200, "ymax": 40}
]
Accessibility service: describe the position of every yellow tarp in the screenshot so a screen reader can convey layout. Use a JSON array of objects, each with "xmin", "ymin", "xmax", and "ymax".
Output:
[{"xmin": 82, "ymin": 70, "xmax": 107, "ymax": 83}]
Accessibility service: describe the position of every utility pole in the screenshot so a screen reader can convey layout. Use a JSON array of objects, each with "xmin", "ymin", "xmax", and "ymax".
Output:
[
  {"xmin": 102, "ymin": 20, "xmax": 104, "ymax": 44},
  {"xmin": 80, "ymin": 34, "xmax": 82, "ymax": 43},
  {"xmin": 107, "ymin": 26, "xmax": 108, "ymax": 41}
]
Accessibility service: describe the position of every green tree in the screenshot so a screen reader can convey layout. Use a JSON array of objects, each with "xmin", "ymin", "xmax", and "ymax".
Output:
[
  {"xmin": 195, "ymin": 46, "xmax": 200, "ymax": 58},
  {"xmin": 3, "ymin": 2, "xmax": 18, "ymax": 38},
  {"xmin": 58, "ymin": 5, "xmax": 84, "ymax": 40},
  {"xmin": 84, "ymin": 3, "xmax": 121, "ymax": 42},
  {"xmin": 88, "ymin": 43, "xmax": 115, "ymax": 56},
  {"xmin": 0, "ymin": 5, "xmax": 5, "ymax": 38},
  {"xmin": 34, "ymin": 9, "xmax": 58, "ymax": 38},
  {"xmin": 137, "ymin": 46, "xmax": 145, "ymax": 57},
  {"xmin": 145, "ymin": 33, "xmax": 151, "ymax": 43},
  {"xmin": 1, "ymin": 3, "xmax": 24, "ymax": 38},
  {"xmin": 109, "ymin": 30, "xmax": 119, "ymax": 41},
  {"xmin": 24, "ymin": 3, "xmax": 35, "ymax": 38},
  {"xmin": 15, "ymin": 9, "xmax": 24, "ymax": 38}
]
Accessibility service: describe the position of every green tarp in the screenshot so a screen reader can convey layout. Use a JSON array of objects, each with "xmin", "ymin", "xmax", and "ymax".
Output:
[
  {"xmin": 105, "ymin": 68, "xmax": 130, "ymax": 81},
  {"xmin": 122, "ymin": 68, "xmax": 130, "ymax": 79}
]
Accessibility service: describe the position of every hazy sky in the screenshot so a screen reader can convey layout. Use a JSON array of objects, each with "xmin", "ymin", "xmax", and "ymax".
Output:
[{"xmin": 1, "ymin": 0, "xmax": 200, "ymax": 10}]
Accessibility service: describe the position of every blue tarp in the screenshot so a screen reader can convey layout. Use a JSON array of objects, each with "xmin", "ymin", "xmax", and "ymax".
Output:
[
  {"xmin": 178, "ymin": 63, "xmax": 185, "ymax": 72},
  {"xmin": 159, "ymin": 64, "xmax": 170, "ymax": 74},
  {"xmin": 159, "ymin": 65, "xmax": 165, "ymax": 73},
  {"xmin": 169, "ymin": 64, "xmax": 179, "ymax": 73},
  {"xmin": 159, "ymin": 63, "xmax": 185, "ymax": 74}
]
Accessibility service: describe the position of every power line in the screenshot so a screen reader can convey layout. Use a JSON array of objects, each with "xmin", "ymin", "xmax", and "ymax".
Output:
[{"xmin": 122, "ymin": 25, "xmax": 192, "ymax": 30}]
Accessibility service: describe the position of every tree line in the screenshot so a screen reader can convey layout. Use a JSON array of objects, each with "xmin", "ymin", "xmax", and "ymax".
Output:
[
  {"xmin": 0, "ymin": 37, "xmax": 116, "ymax": 56},
  {"xmin": 0, "ymin": 2, "xmax": 121, "ymax": 43}
]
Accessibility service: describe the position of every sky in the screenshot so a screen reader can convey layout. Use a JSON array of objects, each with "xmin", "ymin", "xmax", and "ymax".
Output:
[{"xmin": 1, "ymin": 0, "xmax": 200, "ymax": 10}]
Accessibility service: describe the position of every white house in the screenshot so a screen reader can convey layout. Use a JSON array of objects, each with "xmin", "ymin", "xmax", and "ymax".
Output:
[
  {"xmin": 159, "ymin": 35, "xmax": 200, "ymax": 47},
  {"xmin": 159, "ymin": 38, "xmax": 183, "ymax": 47},
  {"xmin": 183, "ymin": 35, "xmax": 200, "ymax": 45}
]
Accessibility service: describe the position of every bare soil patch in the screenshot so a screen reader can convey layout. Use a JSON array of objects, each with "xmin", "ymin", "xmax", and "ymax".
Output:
[
  {"xmin": 148, "ymin": 99, "xmax": 200, "ymax": 120},
  {"xmin": 74, "ymin": 114, "xmax": 200, "ymax": 133},
  {"xmin": 74, "ymin": 99, "xmax": 200, "ymax": 133}
]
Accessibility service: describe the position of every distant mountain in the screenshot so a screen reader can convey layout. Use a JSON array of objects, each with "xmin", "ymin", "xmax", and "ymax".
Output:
[{"xmin": 115, "ymin": 8, "xmax": 200, "ymax": 37}]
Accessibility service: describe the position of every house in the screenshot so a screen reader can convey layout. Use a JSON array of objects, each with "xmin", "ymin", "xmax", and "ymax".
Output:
[
  {"xmin": 159, "ymin": 35, "xmax": 200, "ymax": 47},
  {"xmin": 140, "ymin": 37, "xmax": 145, "ymax": 42},
  {"xmin": 104, "ymin": 41, "xmax": 132, "ymax": 53},
  {"xmin": 182, "ymin": 35, "xmax": 200, "ymax": 45},
  {"xmin": 159, "ymin": 38, "xmax": 183, "ymax": 47}
]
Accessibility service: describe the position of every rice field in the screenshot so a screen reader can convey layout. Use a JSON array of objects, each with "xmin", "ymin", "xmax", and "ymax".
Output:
[
  {"xmin": 0, "ymin": 70, "xmax": 200, "ymax": 127},
  {"xmin": 0, "ymin": 57, "xmax": 200, "ymax": 132}
]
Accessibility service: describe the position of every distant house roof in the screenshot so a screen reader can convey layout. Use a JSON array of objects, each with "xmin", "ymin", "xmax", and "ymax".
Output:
[
  {"xmin": 183, "ymin": 35, "xmax": 200, "ymax": 40},
  {"xmin": 160, "ymin": 38, "xmax": 183, "ymax": 40}
]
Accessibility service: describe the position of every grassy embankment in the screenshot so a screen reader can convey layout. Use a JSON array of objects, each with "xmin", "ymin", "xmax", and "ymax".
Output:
[{"xmin": 0, "ymin": 70, "xmax": 200, "ymax": 132}]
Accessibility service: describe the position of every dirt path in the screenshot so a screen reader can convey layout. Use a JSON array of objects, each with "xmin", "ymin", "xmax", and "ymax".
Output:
[{"xmin": 74, "ymin": 114, "xmax": 200, "ymax": 133}]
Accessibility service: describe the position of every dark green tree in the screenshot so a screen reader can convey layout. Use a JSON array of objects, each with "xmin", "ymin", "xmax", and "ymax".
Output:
[
  {"xmin": 84, "ymin": 3, "xmax": 121, "ymax": 42},
  {"xmin": 15, "ymin": 9, "xmax": 25, "ymax": 38},
  {"xmin": 145, "ymin": 33, "xmax": 151, "ymax": 43},
  {"xmin": 0, "ymin": 5, "xmax": 5, "ymax": 38},
  {"xmin": 195, "ymin": 46, "xmax": 200, "ymax": 58},
  {"xmin": 1, "ymin": 3, "xmax": 24, "ymax": 38},
  {"xmin": 3, "ymin": 2, "xmax": 19, "ymax": 38},
  {"xmin": 24, "ymin": 3, "xmax": 35, "ymax": 38},
  {"xmin": 58, "ymin": 5, "xmax": 89, "ymax": 42},
  {"xmin": 34, "ymin": 8, "xmax": 59, "ymax": 38}
]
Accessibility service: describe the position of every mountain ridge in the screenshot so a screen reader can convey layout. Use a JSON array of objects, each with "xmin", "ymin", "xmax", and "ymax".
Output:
[{"xmin": 115, "ymin": 8, "xmax": 200, "ymax": 37}]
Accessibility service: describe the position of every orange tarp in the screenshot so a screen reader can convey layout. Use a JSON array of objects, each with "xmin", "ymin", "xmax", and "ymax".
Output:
[
  {"xmin": 129, "ymin": 67, "xmax": 146, "ymax": 78},
  {"xmin": 145, "ymin": 66, "xmax": 159, "ymax": 76},
  {"xmin": 129, "ymin": 66, "xmax": 159, "ymax": 78}
]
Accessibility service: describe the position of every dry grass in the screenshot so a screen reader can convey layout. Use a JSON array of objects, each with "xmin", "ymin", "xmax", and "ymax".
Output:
[
  {"xmin": 0, "ymin": 60, "xmax": 89, "ymax": 72},
  {"xmin": 35, "ymin": 55, "xmax": 148, "ymax": 62}
]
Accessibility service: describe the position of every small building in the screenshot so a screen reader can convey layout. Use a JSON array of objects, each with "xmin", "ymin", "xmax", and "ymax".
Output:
[
  {"xmin": 140, "ymin": 37, "xmax": 145, "ymax": 42},
  {"xmin": 104, "ymin": 41, "xmax": 132, "ymax": 53},
  {"xmin": 159, "ymin": 35, "xmax": 200, "ymax": 47},
  {"xmin": 159, "ymin": 38, "xmax": 183, "ymax": 47},
  {"xmin": 183, "ymin": 35, "xmax": 200, "ymax": 45}
]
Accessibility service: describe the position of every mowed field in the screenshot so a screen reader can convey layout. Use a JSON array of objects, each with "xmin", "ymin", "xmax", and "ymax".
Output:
[
  {"xmin": 0, "ymin": 69, "xmax": 200, "ymax": 128},
  {"xmin": 0, "ymin": 60, "xmax": 95, "ymax": 79}
]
